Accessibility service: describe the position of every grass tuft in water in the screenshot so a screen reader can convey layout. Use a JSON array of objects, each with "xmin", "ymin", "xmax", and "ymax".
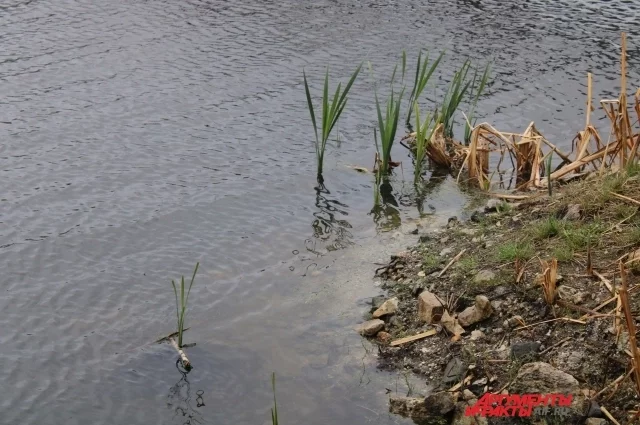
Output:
[
  {"xmin": 413, "ymin": 102, "xmax": 436, "ymax": 184},
  {"xmin": 171, "ymin": 262, "xmax": 199, "ymax": 348},
  {"xmin": 463, "ymin": 62, "xmax": 491, "ymax": 144},
  {"xmin": 406, "ymin": 50, "xmax": 444, "ymax": 125},
  {"xmin": 374, "ymin": 83, "xmax": 404, "ymax": 174},
  {"xmin": 303, "ymin": 64, "xmax": 362, "ymax": 184},
  {"xmin": 436, "ymin": 60, "xmax": 473, "ymax": 139}
]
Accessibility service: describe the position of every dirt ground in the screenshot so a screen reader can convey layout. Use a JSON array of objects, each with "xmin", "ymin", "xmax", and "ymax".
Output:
[{"xmin": 361, "ymin": 168, "xmax": 640, "ymax": 424}]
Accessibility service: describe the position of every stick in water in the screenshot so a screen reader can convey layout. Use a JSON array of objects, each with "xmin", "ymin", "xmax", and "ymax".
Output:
[{"xmin": 170, "ymin": 337, "xmax": 191, "ymax": 370}]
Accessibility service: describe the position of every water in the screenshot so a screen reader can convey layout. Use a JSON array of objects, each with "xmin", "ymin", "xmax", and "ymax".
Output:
[{"xmin": 1, "ymin": 1, "xmax": 639, "ymax": 424}]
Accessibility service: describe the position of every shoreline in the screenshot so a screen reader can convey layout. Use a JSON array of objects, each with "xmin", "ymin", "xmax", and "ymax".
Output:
[{"xmin": 357, "ymin": 167, "xmax": 640, "ymax": 425}]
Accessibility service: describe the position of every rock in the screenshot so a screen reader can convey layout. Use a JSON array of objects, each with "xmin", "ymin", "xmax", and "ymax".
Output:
[
  {"xmin": 389, "ymin": 315, "xmax": 402, "ymax": 328},
  {"xmin": 417, "ymin": 292, "xmax": 445, "ymax": 324},
  {"xmin": 503, "ymin": 315, "xmax": 524, "ymax": 329},
  {"xmin": 389, "ymin": 397, "xmax": 428, "ymax": 421},
  {"xmin": 512, "ymin": 362, "xmax": 579, "ymax": 393},
  {"xmin": 439, "ymin": 247, "xmax": 454, "ymax": 257},
  {"xmin": 355, "ymin": 319, "xmax": 385, "ymax": 336},
  {"xmin": 485, "ymin": 198, "xmax": 501, "ymax": 212},
  {"xmin": 441, "ymin": 310, "xmax": 465, "ymax": 336},
  {"xmin": 555, "ymin": 350, "xmax": 585, "ymax": 375},
  {"xmin": 470, "ymin": 330, "xmax": 484, "ymax": 341},
  {"xmin": 371, "ymin": 295, "xmax": 386, "ymax": 311},
  {"xmin": 447, "ymin": 217, "xmax": 458, "ymax": 229},
  {"xmin": 587, "ymin": 400, "xmax": 603, "ymax": 418},
  {"xmin": 417, "ymin": 270, "xmax": 426, "ymax": 277},
  {"xmin": 452, "ymin": 401, "xmax": 488, "ymax": 425},
  {"xmin": 462, "ymin": 389, "xmax": 475, "ymax": 401},
  {"xmin": 376, "ymin": 331, "xmax": 392, "ymax": 344},
  {"xmin": 372, "ymin": 297, "xmax": 399, "ymax": 318},
  {"xmin": 473, "ymin": 270, "xmax": 496, "ymax": 284},
  {"xmin": 424, "ymin": 392, "xmax": 456, "ymax": 415},
  {"xmin": 510, "ymin": 341, "xmax": 541, "ymax": 360},
  {"xmin": 558, "ymin": 285, "xmax": 575, "ymax": 300},
  {"xmin": 585, "ymin": 419, "xmax": 608, "ymax": 425},
  {"xmin": 564, "ymin": 204, "xmax": 582, "ymax": 220},
  {"xmin": 443, "ymin": 358, "xmax": 465, "ymax": 384},
  {"xmin": 573, "ymin": 291, "xmax": 586, "ymax": 304},
  {"xmin": 457, "ymin": 296, "xmax": 493, "ymax": 327},
  {"xmin": 471, "ymin": 377, "xmax": 487, "ymax": 386},
  {"xmin": 470, "ymin": 209, "xmax": 485, "ymax": 223},
  {"xmin": 511, "ymin": 362, "xmax": 585, "ymax": 418}
]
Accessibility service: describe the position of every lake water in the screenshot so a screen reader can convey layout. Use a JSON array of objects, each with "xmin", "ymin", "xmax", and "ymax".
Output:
[{"xmin": 1, "ymin": 0, "xmax": 639, "ymax": 424}]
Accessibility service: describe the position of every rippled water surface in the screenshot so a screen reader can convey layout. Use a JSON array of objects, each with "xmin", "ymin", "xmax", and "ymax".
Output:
[{"xmin": 1, "ymin": 1, "xmax": 639, "ymax": 424}]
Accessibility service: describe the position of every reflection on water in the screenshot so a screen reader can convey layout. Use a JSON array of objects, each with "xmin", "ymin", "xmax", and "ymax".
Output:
[
  {"xmin": 370, "ymin": 178, "xmax": 402, "ymax": 231},
  {"xmin": 311, "ymin": 184, "xmax": 354, "ymax": 252},
  {"xmin": 415, "ymin": 168, "xmax": 449, "ymax": 216},
  {"xmin": 167, "ymin": 360, "xmax": 205, "ymax": 425}
]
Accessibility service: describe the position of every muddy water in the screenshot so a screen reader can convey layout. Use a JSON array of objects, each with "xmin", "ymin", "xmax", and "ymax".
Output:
[{"xmin": 1, "ymin": 1, "xmax": 639, "ymax": 424}]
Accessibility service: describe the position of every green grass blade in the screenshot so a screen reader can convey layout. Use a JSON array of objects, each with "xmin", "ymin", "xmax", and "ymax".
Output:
[
  {"xmin": 401, "ymin": 50, "xmax": 407, "ymax": 83},
  {"xmin": 303, "ymin": 70, "xmax": 318, "ymax": 144}
]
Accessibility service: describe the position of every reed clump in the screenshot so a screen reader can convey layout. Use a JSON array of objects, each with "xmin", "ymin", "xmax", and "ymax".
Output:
[{"xmin": 303, "ymin": 64, "xmax": 361, "ymax": 184}]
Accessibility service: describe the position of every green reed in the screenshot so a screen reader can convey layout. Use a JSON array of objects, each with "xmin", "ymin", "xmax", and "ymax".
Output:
[
  {"xmin": 413, "ymin": 102, "xmax": 436, "ymax": 184},
  {"xmin": 375, "ymin": 82, "xmax": 404, "ymax": 174},
  {"xmin": 406, "ymin": 50, "xmax": 444, "ymax": 125},
  {"xmin": 270, "ymin": 373, "xmax": 279, "ymax": 425},
  {"xmin": 436, "ymin": 59, "xmax": 473, "ymax": 139},
  {"xmin": 303, "ymin": 64, "xmax": 362, "ymax": 183},
  {"xmin": 171, "ymin": 262, "xmax": 199, "ymax": 348},
  {"xmin": 463, "ymin": 62, "xmax": 491, "ymax": 144}
]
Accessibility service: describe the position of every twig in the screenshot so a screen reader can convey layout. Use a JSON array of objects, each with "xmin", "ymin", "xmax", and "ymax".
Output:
[
  {"xmin": 611, "ymin": 192, "xmax": 640, "ymax": 206},
  {"xmin": 594, "ymin": 270, "xmax": 615, "ymax": 294},
  {"xmin": 155, "ymin": 328, "xmax": 190, "ymax": 343},
  {"xmin": 389, "ymin": 329, "xmax": 438, "ymax": 346},
  {"xmin": 514, "ymin": 317, "xmax": 586, "ymax": 331},
  {"xmin": 592, "ymin": 371, "xmax": 630, "ymax": 400},
  {"xmin": 540, "ymin": 337, "xmax": 572, "ymax": 355},
  {"xmin": 170, "ymin": 337, "xmax": 192, "ymax": 370},
  {"xmin": 438, "ymin": 249, "xmax": 467, "ymax": 278},
  {"xmin": 601, "ymin": 406, "xmax": 622, "ymax": 425}
]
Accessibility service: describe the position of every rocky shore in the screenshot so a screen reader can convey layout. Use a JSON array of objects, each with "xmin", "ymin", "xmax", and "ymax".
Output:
[{"xmin": 356, "ymin": 169, "xmax": 640, "ymax": 425}]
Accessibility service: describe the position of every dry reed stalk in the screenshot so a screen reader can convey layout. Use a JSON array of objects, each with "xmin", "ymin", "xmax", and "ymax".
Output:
[
  {"xmin": 438, "ymin": 248, "xmax": 467, "ymax": 277},
  {"xmin": 539, "ymin": 258, "xmax": 558, "ymax": 305},
  {"xmin": 619, "ymin": 261, "xmax": 640, "ymax": 397},
  {"xmin": 170, "ymin": 337, "xmax": 192, "ymax": 369}
]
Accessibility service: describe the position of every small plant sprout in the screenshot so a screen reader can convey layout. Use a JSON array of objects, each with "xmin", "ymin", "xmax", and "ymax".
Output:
[
  {"xmin": 303, "ymin": 64, "xmax": 362, "ymax": 184},
  {"xmin": 171, "ymin": 262, "xmax": 200, "ymax": 349},
  {"xmin": 413, "ymin": 102, "xmax": 436, "ymax": 184},
  {"xmin": 406, "ymin": 50, "xmax": 444, "ymax": 125}
]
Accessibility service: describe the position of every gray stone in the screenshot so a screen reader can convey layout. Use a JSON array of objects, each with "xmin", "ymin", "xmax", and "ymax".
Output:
[
  {"xmin": 511, "ymin": 362, "xmax": 584, "ymax": 418},
  {"xmin": 371, "ymin": 295, "xmax": 386, "ymax": 311},
  {"xmin": 485, "ymin": 198, "xmax": 501, "ymax": 212},
  {"xmin": 462, "ymin": 389, "xmax": 475, "ymax": 401},
  {"xmin": 355, "ymin": 319, "xmax": 385, "ymax": 336},
  {"xmin": 510, "ymin": 341, "xmax": 541, "ymax": 360},
  {"xmin": 555, "ymin": 350, "xmax": 585, "ymax": 375},
  {"xmin": 564, "ymin": 204, "xmax": 582, "ymax": 220},
  {"xmin": 443, "ymin": 358, "xmax": 465, "ymax": 384},
  {"xmin": 473, "ymin": 270, "xmax": 496, "ymax": 284},
  {"xmin": 587, "ymin": 400, "xmax": 603, "ymax": 418},
  {"xmin": 372, "ymin": 297, "xmax": 399, "ymax": 318},
  {"xmin": 439, "ymin": 247, "xmax": 454, "ymax": 257},
  {"xmin": 424, "ymin": 392, "xmax": 455, "ymax": 415}
]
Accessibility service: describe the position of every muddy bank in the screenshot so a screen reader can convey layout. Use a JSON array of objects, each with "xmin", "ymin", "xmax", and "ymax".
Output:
[{"xmin": 358, "ymin": 169, "xmax": 640, "ymax": 424}]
